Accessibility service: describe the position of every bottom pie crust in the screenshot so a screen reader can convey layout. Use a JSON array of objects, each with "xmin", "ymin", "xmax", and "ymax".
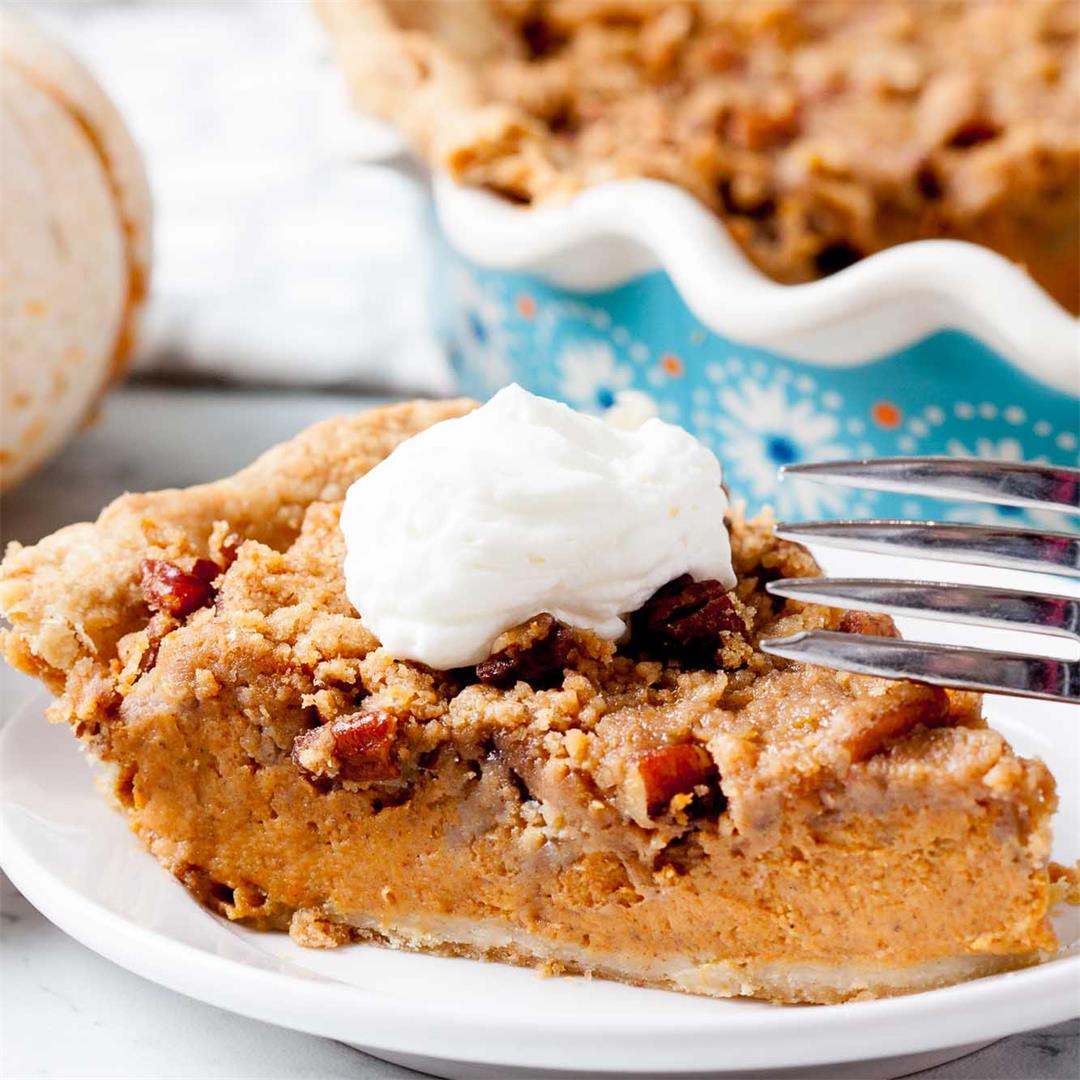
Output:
[{"xmin": 307, "ymin": 912, "xmax": 1046, "ymax": 1005}]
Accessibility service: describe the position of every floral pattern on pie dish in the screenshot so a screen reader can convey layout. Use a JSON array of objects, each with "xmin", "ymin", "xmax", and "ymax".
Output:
[{"xmin": 442, "ymin": 257, "xmax": 1080, "ymax": 529}]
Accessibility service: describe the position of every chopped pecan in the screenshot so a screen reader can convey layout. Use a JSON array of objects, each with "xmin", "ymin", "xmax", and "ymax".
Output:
[
  {"xmin": 520, "ymin": 16, "xmax": 566, "ymax": 59},
  {"xmin": 140, "ymin": 558, "xmax": 219, "ymax": 617},
  {"xmin": 727, "ymin": 102, "xmax": 799, "ymax": 151},
  {"xmin": 208, "ymin": 522, "xmax": 240, "ymax": 571},
  {"xmin": 914, "ymin": 160, "xmax": 943, "ymax": 200},
  {"xmin": 292, "ymin": 711, "xmax": 400, "ymax": 784},
  {"xmin": 839, "ymin": 685, "xmax": 950, "ymax": 763},
  {"xmin": 947, "ymin": 119, "xmax": 999, "ymax": 149},
  {"xmin": 476, "ymin": 614, "xmax": 575, "ymax": 688},
  {"xmin": 192, "ymin": 557, "xmax": 221, "ymax": 582},
  {"xmin": 138, "ymin": 611, "xmax": 182, "ymax": 673},
  {"xmin": 332, "ymin": 712, "xmax": 399, "ymax": 780},
  {"xmin": 631, "ymin": 575, "xmax": 748, "ymax": 667},
  {"xmin": 838, "ymin": 609, "xmax": 901, "ymax": 638},
  {"xmin": 625, "ymin": 743, "xmax": 722, "ymax": 820}
]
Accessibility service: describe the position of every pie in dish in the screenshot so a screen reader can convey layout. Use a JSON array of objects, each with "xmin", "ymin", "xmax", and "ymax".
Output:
[
  {"xmin": 317, "ymin": 0, "xmax": 1080, "ymax": 313},
  {"xmin": 0, "ymin": 399, "xmax": 1063, "ymax": 1003}
]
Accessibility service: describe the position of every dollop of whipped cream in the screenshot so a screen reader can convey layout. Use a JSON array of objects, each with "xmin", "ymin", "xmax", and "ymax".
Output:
[{"xmin": 341, "ymin": 385, "xmax": 734, "ymax": 670}]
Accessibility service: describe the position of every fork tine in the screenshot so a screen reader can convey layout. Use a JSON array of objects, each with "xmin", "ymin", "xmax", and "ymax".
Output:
[
  {"xmin": 780, "ymin": 458, "xmax": 1080, "ymax": 514},
  {"xmin": 759, "ymin": 631, "xmax": 1079, "ymax": 702},
  {"xmin": 766, "ymin": 578, "xmax": 1080, "ymax": 642},
  {"xmin": 774, "ymin": 520, "xmax": 1080, "ymax": 579}
]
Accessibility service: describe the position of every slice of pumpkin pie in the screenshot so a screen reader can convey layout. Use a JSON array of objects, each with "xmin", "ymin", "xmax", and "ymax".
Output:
[{"xmin": 0, "ymin": 388, "xmax": 1060, "ymax": 1003}]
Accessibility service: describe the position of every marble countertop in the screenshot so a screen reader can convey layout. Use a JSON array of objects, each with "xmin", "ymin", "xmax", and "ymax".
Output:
[{"xmin": 1, "ymin": 384, "xmax": 1077, "ymax": 1079}]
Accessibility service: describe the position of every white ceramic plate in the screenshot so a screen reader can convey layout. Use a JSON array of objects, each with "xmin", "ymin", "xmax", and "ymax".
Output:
[{"xmin": 2, "ymin": 680, "xmax": 1078, "ymax": 1080}]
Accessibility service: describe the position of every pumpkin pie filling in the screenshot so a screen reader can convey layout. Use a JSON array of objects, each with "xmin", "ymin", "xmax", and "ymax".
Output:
[{"xmin": 0, "ymin": 398, "xmax": 1063, "ymax": 1003}]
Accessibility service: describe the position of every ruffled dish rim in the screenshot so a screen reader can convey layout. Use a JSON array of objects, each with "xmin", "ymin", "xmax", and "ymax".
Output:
[{"xmin": 435, "ymin": 175, "xmax": 1079, "ymax": 398}]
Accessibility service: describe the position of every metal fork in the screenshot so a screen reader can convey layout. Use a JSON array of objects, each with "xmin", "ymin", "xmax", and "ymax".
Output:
[{"xmin": 759, "ymin": 458, "xmax": 1080, "ymax": 703}]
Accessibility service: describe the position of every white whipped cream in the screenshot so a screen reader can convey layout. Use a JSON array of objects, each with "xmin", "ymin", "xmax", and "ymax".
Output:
[
  {"xmin": 340, "ymin": 385, "xmax": 734, "ymax": 669},
  {"xmin": 604, "ymin": 389, "xmax": 659, "ymax": 431}
]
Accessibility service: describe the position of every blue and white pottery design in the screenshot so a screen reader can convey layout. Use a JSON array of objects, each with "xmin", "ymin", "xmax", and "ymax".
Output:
[{"xmin": 435, "ymin": 178, "xmax": 1079, "ymax": 528}]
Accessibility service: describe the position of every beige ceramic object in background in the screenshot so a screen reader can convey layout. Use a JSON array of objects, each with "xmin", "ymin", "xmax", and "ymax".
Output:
[{"xmin": 0, "ymin": 13, "xmax": 151, "ymax": 491}]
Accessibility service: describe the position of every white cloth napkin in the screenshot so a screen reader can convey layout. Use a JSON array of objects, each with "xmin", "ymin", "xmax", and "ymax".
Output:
[{"xmin": 22, "ymin": 0, "xmax": 453, "ymax": 394}]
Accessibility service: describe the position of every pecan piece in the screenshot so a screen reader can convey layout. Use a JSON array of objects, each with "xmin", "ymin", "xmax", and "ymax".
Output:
[
  {"xmin": 138, "ymin": 611, "xmax": 182, "ymax": 673},
  {"xmin": 292, "ymin": 711, "xmax": 400, "ymax": 784},
  {"xmin": 520, "ymin": 15, "xmax": 566, "ymax": 59},
  {"xmin": 727, "ymin": 102, "xmax": 799, "ymax": 151},
  {"xmin": 914, "ymin": 160, "xmax": 943, "ymax": 200},
  {"xmin": 631, "ymin": 575, "xmax": 748, "ymax": 667},
  {"xmin": 625, "ymin": 743, "xmax": 721, "ymax": 820},
  {"xmin": 838, "ymin": 685, "xmax": 950, "ymax": 763},
  {"xmin": 476, "ymin": 614, "xmax": 575, "ymax": 688},
  {"xmin": 947, "ymin": 119, "xmax": 999, "ymax": 149},
  {"xmin": 140, "ymin": 558, "xmax": 219, "ymax": 617},
  {"xmin": 838, "ymin": 609, "xmax": 901, "ymax": 639}
]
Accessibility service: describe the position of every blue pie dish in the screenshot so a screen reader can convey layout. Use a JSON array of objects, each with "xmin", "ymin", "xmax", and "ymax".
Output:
[{"xmin": 434, "ymin": 177, "xmax": 1079, "ymax": 528}]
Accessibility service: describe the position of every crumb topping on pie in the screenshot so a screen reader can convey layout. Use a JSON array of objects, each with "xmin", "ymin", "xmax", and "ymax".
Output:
[{"xmin": 317, "ymin": 0, "xmax": 1080, "ymax": 311}]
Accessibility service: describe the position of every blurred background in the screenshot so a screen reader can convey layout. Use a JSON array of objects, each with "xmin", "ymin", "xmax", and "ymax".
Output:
[
  {"xmin": 17, "ymin": 0, "xmax": 448, "ymax": 391},
  {"xmin": 1, "ymin": 0, "xmax": 460, "ymax": 551}
]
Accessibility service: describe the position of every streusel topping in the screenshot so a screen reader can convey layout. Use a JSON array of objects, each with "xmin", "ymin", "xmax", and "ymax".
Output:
[{"xmin": 320, "ymin": 0, "xmax": 1079, "ymax": 310}]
